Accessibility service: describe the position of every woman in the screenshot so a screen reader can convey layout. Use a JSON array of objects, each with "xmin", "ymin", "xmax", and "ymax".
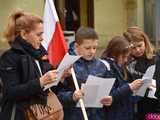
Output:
[
  {"xmin": 101, "ymin": 36, "xmax": 142, "ymax": 120},
  {"xmin": 0, "ymin": 9, "xmax": 64, "ymax": 120},
  {"xmin": 123, "ymin": 26, "xmax": 159, "ymax": 120}
]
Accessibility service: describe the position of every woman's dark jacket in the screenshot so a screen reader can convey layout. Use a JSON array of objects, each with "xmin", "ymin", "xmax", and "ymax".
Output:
[
  {"xmin": 155, "ymin": 51, "xmax": 160, "ymax": 97},
  {"xmin": 103, "ymin": 58, "xmax": 134, "ymax": 120},
  {"xmin": 127, "ymin": 55, "xmax": 159, "ymax": 120},
  {"xmin": 0, "ymin": 37, "xmax": 56, "ymax": 120},
  {"xmin": 153, "ymin": 51, "xmax": 160, "ymax": 110}
]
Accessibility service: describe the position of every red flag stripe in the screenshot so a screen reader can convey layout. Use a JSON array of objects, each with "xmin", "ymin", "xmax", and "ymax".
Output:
[
  {"xmin": 43, "ymin": 0, "xmax": 68, "ymax": 67},
  {"xmin": 48, "ymin": 22, "xmax": 68, "ymax": 66}
]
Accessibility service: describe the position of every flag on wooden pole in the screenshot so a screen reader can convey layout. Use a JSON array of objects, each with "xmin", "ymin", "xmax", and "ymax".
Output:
[
  {"xmin": 42, "ymin": 0, "xmax": 68, "ymax": 67},
  {"xmin": 42, "ymin": 1, "xmax": 88, "ymax": 120}
]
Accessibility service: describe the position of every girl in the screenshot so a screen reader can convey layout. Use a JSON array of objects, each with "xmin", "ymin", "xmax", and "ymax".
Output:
[
  {"xmin": 123, "ymin": 26, "xmax": 159, "ymax": 120},
  {"xmin": 101, "ymin": 36, "xmax": 142, "ymax": 120}
]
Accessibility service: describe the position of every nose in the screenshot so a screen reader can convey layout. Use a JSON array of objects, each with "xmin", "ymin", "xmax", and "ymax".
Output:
[
  {"xmin": 90, "ymin": 48, "xmax": 96, "ymax": 54},
  {"xmin": 40, "ymin": 38, "xmax": 43, "ymax": 42},
  {"xmin": 40, "ymin": 35, "xmax": 43, "ymax": 42},
  {"xmin": 135, "ymin": 47, "xmax": 140, "ymax": 52}
]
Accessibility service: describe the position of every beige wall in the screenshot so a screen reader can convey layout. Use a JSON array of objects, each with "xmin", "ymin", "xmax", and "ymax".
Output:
[
  {"xmin": 0, "ymin": 0, "xmax": 44, "ymax": 52},
  {"xmin": 0, "ymin": 0, "xmax": 144, "ymax": 56},
  {"xmin": 94, "ymin": 0, "xmax": 127, "ymax": 56},
  {"xmin": 94, "ymin": 0, "xmax": 144, "ymax": 56},
  {"xmin": 137, "ymin": 0, "xmax": 144, "ymax": 29},
  {"xmin": 126, "ymin": 0, "xmax": 144, "ymax": 29}
]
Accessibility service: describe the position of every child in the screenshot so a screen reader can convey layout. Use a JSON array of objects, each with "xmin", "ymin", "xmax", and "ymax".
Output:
[
  {"xmin": 123, "ymin": 26, "xmax": 159, "ymax": 120},
  {"xmin": 57, "ymin": 27, "xmax": 113, "ymax": 120},
  {"xmin": 101, "ymin": 36, "xmax": 142, "ymax": 120}
]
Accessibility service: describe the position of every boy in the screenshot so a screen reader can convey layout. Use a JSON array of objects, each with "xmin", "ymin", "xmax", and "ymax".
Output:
[{"xmin": 58, "ymin": 27, "xmax": 113, "ymax": 120}]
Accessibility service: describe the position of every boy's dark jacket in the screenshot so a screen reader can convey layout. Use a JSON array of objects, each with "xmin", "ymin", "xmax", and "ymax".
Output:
[{"xmin": 57, "ymin": 57, "xmax": 113, "ymax": 120}]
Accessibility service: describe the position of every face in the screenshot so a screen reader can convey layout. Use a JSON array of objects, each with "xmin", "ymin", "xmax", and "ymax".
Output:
[
  {"xmin": 117, "ymin": 53, "xmax": 130, "ymax": 66},
  {"xmin": 131, "ymin": 41, "xmax": 145, "ymax": 57},
  {"xmin": 21, "ymin": 23, "xmax": 43, "ymax": 49},
  {"xmin": 75, "ymin": 39, "xmax": 98, "ymax": 60}
]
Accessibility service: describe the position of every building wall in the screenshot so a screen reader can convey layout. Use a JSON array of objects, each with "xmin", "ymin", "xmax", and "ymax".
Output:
[
  {"xmin": 94, "ymin": 0, "xmax": 127, "ymax": 55},
  {"xmin": 0, "ymin": 0, "xmax": 144, "ymax": 55},
  {"xmin": 0, "ymin": 0, "xmax": 44, "ymax": 52},
  {"xmin": 94, "ymin": 0, "xmax": 144, "ymax": 56},
  {"xmin": 137, "ymin": 0, "xmax": 144, "ymax": 29}
]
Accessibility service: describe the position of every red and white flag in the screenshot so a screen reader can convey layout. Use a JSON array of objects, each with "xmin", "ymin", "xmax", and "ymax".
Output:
[{"xmin": 42, "ymin": 0, "xmax": 68, "ymax": 67}]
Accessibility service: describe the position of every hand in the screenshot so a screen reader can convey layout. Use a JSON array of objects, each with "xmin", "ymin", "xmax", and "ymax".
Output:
[
  {"xmin": 72, "ymin": 90, "xmax": 84, "ymax": 102},
  {"xmin": 129, "ymin": 79, "xmax": 142, "ymax": 91},
  {"xmin": 60, "ymin": 66, "xmax": 72, "ymax": 83},
  {"xmin": 100, "ymin": 96, "xmax": 112, "ymax": 106},
  {"xmin": 40, "ymin": 70, "xmax": 57, "ymax": 86},
  {"xmin": 148, "ymin": 84, "xmax": 156, "ymax": 90}
]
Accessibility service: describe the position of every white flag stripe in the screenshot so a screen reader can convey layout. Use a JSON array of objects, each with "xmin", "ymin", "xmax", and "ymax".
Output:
[{"xmin": 42, "ymin": 0, "xmax": 59, "ymax": 50}]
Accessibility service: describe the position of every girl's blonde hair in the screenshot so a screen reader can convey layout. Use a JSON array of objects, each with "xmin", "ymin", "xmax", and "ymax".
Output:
[
  {"xmin": 123, "ymin": 26, "xmax": 155, "ymax": 59},
  {"xmin": 3, "ymin": 9, "xmax": 43, "ymax": 43}
]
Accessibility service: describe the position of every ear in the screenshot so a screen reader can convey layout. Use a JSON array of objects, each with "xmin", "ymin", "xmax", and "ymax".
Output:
[
  {"xmin": 20, "ymin": 30, "xmax": 28, "ymax": 40},
  {"xmin": 74, "ymin": 42, "xmax": 79, "ymax": 49}
]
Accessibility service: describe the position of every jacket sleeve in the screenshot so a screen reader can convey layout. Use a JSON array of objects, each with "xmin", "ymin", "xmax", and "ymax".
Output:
[
  {"xmin": 56, "ymin": 77, "xmax": 77, "ymax": 107},
  {"xmin": 0, "ymin": 53, "xmax": 43, "ymax": 101},
  {"xmin": 110, "ymin": 81, "xmax": 133, "ymax": 104},
  {"xmin": 154, "ymin": 52, "xmax": 160, "ymax": 98}
]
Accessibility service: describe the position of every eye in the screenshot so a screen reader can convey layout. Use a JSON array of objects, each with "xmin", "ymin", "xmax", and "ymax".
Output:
[
  {"xmin": 93, "ymin": 46, "xmax": 97, "ymax": 50},
  {"xmin": 36, "ymin": 32, "xmax": 43, "ymax": 37},
  {"xmin": 85, "ymin": 47, "xmax": 90, "ymax": 50},
  {"xmin": 137, "ymin": 44, "xmax": 142, "ymax": 47}
]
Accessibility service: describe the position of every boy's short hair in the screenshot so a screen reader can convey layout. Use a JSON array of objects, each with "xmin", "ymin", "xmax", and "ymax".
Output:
[{"xmin": 75, "ymin": 27, "xmax": 98, "ymax": 45}]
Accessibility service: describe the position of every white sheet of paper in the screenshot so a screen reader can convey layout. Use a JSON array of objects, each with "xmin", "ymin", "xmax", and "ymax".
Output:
[
  {"xmin": 82, "ymin": 84, "xmax": 100, "ymax": 107},
  {"xmin": 86, "ymin": 75, "xmax": 115, "ymax": 100},
  {"xmin": 142, "ymin": 65, "xmax": 156, "ymax": 80},
  {"xmin": 77, "ymin": 75, "xmax": 115, "ymax": 108},
  {"xmin": 43, "ymin": 54, "xmax": 81, "ymax": 90},
  {"xmin": 148, "ymin": 79, "xmax": 157, "ymax": 99},
  {"xmin": 135, "ymin": 65, "xmax": 155, "ymax": 97}
]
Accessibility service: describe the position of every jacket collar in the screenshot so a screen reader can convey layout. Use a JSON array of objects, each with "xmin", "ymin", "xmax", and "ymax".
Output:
[
  {"xmin": 10, "ymin": 37, "xmax": 28, "ymax": 54},
  {"xmin": 10, "ymin": 36, "xmax": 48, "ymax": 60}
]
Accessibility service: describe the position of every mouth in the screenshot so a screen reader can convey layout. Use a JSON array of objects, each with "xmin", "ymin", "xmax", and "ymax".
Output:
[
  {"xmin": 135, "ymin": 53, "xmax": 143, "ymax": 57},
  {"xmin": 88, "ymin": 55, "xmax": 93, "ymax": 57}
]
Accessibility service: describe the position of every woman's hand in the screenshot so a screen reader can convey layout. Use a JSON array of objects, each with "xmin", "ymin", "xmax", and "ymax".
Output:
[
  {"xmin": 72, "ymin": 90, "xmax": 84, "ymax": 102},
  {"xmin": 129, "ymin": 79, "xmax": 142, "ymax": 91},
  {"xmin": 148, "ymin": 80, "xmax": 156, "ymax": 90},
  {"xmin": 60, "ymin": 67, "xmax": 72, "ymax": 83},
  {"xmin": 40, "ymin": 70, "xmax": 57, "ymax": 87},
  {"xmin": 100, "ymin": 96, "xmax": 112, "ymax": 106}
]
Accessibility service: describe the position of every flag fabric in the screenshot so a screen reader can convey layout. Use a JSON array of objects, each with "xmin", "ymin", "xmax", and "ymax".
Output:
[{"xmin": 42, "ymin": 0, "xmax": 68, "ymax": 67}]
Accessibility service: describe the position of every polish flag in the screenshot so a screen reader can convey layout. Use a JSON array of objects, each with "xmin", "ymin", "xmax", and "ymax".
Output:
[{"xmin": 42, "ymin": 0, "xmax": 68, "ymax": 67}]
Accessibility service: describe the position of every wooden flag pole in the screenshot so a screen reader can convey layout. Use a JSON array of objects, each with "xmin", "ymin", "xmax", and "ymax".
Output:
[
  {"xmin": 71, "ymin": 68, "xmax": 88, "ymax": 120},
  {"xmin": 47, "ymin": 0, "xmax": 88, "ymax": 118}
]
